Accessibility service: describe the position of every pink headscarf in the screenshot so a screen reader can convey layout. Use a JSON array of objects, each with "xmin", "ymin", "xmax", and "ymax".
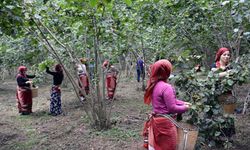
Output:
[
  {"xmin": 215, "ymin": 47, "xmax": 230, "ymax": 68},
  {"xmin": 144, "ymin": 59, "xmax": 172, "ymax": 105}
]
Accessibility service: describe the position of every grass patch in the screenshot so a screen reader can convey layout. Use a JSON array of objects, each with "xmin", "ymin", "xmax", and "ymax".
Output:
[
  {"xmin": 91, "ymin": 127, "xmax": 140, "ymax": 140},
  {"xmin": 9, "ymin": 138, "xmax": 40, "ymax": 150},
  {"xmin": 8, "ymin": 127, "xmax": 40, "ymax": 150},
  {"xmin": 80, "ymin": 114, "xmax": 91, "ymax": 124}
]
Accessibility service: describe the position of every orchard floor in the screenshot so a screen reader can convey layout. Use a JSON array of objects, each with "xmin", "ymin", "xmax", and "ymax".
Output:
[{"xmin": 0, "ymin": 77, "xmax": 249, "ymax": 150}]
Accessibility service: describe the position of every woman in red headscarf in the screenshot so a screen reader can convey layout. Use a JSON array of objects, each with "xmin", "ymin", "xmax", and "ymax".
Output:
[
  {"xmin": 211, "ymin": 47, "xmax": 236, "ymax": 138},
  {"xmin": 46, "ymin": 64, "xmax": 64, "ymax": 116},
  {"xmin": 142, "ymin": 59, "xmax": 191, "ymax": 150},
  {"xmin": 211, "ymin": 47, "xmax": 232, "ymax": 77},
  {"xmin": 16, "ymin": 66, "xmax": 36, "ymax": 115},
  {"xmin": 77, "ymin": 58, "xmax": 89, "ymax": 101},
  {"xmin": 102, "ymin": 60, "xmax": 119, "ymax": 100}
]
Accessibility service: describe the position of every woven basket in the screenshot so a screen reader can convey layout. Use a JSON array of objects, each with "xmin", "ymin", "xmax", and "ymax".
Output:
[
  {"xmin": 31, "ymin": 87, "xmax": 38, "ymax": 98},
  {"xmin": 218, "ymin": 93, "xmax": 236, "ymax": 114},
  {"xmin": 177, "ymin": 122, "xmax": 198, "ymax": 150},
  {"xmin": 223, "ymin": 103, "xmax": 236, "ymax": 114}
]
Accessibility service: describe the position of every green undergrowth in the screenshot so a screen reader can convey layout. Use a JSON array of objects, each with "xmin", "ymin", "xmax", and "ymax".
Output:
[{"xmin": 90, "ymin": 127, "xmax": 140, "ymax": 141}]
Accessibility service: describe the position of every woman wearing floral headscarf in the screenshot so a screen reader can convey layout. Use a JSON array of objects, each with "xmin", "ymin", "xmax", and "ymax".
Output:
[
  {"xmin": 16, "ymin": 66, "xmax": 35, "ymax": 115},
  {"xmin": 142, "ymin": 59, "xmax": 191, "ymax": 150},
  {"xmin": 46, "ymin": 64, "xmax": 64, "ymax": 116}
]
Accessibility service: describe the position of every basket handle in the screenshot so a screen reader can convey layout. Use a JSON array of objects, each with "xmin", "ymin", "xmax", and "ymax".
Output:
[{"xmin": 157, "ymin": 114, "xmax": 197, "ymax": 131}]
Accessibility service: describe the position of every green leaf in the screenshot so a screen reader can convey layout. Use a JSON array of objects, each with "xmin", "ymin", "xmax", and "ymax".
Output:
[
  {"xmin": 204, "ymin": 106, "xmax": 210, "ymax": 112},
  {"xmin": 213, "ymin": 109, "xmax": 219, "ymax": 115},
  {"xmin": 124, "ymin": 0, "xmax": 132, "ymax": 6},
  {"xmin": 214, "ymin": 131, "xmax": 221, "ymax": 136},
  {"xmin": 89, "ymin": 0, "xmax": 98, "ymax": 7},
  {"xmin": 34, "ymin": 14, "xmax": 42, "ymax": 20},
  {"xmin": 227, "ymin": 79, "xmax": 234, "ymax": 86},
  {"xmin": 191, "ymin": 105, "xmax": 197, "ymax": 110},
  {"xmin": 6, "ymin": 5, "xmax": 15, "ymax": 9},
  {"xmin": 103, "ymin": 0, "xmax": 112, "ymax": 3},
  {"xmin": 208, "ymin": 140, "xmax": 216, "ymax": 147}
]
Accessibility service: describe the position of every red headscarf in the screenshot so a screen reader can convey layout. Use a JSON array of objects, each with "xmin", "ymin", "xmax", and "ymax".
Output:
[
  {"xmin": 55, "ymin": 64, "xmax": 63, "ymax": 72},
  {"xmin": 144, "ymin": 59, "xmax": 172, "ymax": 105},
  {"xmin": 17, "ymin": 66, "xmax": 27, "ymax": 78},
  {"xmin": 102, "ymin": 60, "xmax": 109, "ymax": 68},
  {"xmin": 215, "ymin": 47, "xmax": 230, "ymax": 67},
  {"xmin": 18, "ymin": 65, "xmax": 27, "ymax": 73}
]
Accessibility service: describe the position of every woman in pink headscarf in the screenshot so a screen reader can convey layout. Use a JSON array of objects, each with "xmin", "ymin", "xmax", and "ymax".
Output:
[
  {"xmin": 211, "ymin": 47, "xmax": 232, "ymax": 77},
  {"xmin": 142, "ymin": 59, "xmax": 191, "ymax": 150},
  {"xmin": 16, "ymin": 66, "xmax": 35, "ymax": 115}
]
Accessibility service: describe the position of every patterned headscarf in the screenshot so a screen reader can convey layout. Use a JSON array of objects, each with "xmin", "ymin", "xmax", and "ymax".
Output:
[
  {"xmin": 144, "ymin": 59, "xmax": 172, "ymax": 105},
  {"xmin": 215, "ymin": 47, "xmax": 230, "ymax": 68}
]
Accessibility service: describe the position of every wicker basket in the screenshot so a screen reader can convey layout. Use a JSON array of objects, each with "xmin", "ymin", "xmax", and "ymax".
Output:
[
  {"xmin": 218, "ymin": 92, "xmax": 236, "ymax": 114},
  {"xmin": 31, "ymin": 87, "xmax": 38, "ymax": 98},
  {"xmin": 223, "ymin": 103, "xmax": 236, "ymax": 114},
  {"xmin": 177, "ymin": 122, "xmax": 198, "ymax": 150}
]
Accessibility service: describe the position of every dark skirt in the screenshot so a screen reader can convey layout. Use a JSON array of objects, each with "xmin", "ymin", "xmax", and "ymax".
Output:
[{"xmin": 50, "ymin": 86, "xmax": 62, "ymax": 116}]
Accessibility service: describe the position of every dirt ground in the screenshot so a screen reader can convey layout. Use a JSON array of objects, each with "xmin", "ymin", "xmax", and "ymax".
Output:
[{"xmin": 0, "ymin": 76, "xmax": 250, "ymax": 150}]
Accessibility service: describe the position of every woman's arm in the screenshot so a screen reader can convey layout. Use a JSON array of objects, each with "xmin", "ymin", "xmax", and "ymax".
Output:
[
  {"xmin": 26, "ymin": 74, "xmax": 36, "ymax": 78},
  {"xmin": 46, "ymin": 67, "xmax": 56, "ymax": 76},
  {"xmin": 176, "ymin": 99, "xmax": 184, "ymax": 105},
  {"xmin": 211, "ymin": 68, "xmax": 231, "ymax": 78},
  {"xmin": 162, "ymin": 85, "xmax": 188, "ymax": 114},
  {"xmin": 218, "ymin": 71, "xmax": 230, "ymax": 78}
]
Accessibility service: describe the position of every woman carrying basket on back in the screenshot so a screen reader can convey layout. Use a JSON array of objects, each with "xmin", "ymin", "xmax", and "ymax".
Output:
[{"xmin": 142, "ymin": 59, "xmax": 191, "ymax": 150}]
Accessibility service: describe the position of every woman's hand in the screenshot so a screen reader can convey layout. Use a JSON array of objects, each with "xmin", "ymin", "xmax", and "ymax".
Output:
[
  {"xmin": 25, "ymin": 80, "xmax": 32, "ymax": 84},
  {"xmin": 184, "ymin": 102, "xmax": 192, "ymax": 106},
  {"xmin": 226, "ymin": 69, "xmax": 233, "ymax": 74},
  {"xmin": 184, "ymin": 102, "xmax": 192, "ymax": 109}
]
